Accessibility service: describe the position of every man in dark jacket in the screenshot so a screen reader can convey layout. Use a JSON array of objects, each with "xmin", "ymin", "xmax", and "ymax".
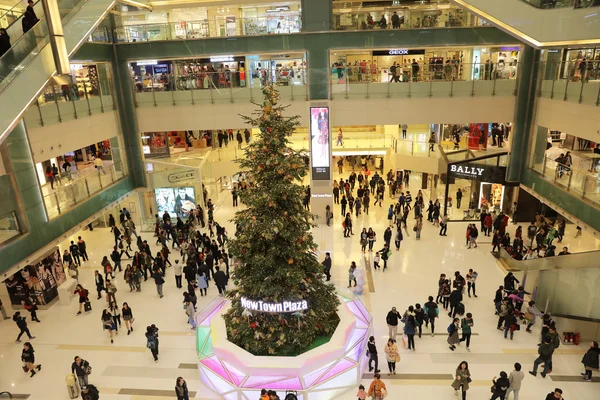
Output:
[
  {"xmin": 94, "ymin": 271, "xmax": 104, "ymax": 300},
  {"xmin": 448, "ymin": 287, "xmax": 463, "ymax": 318},
  {"xmin": 81, "ymin": 384, "xmax": 100, "ymax": 400},
  {"xmin": 213, "ymin": 266, "xmax": 227, "ymax": 295},
  {"xmin": 110, "ymin": 247, "xmax": 122, "ymax": 272},
  {"xmin": 544, "ymin": 388, "xmax": 563, "ymax": 400},
  {"xmin": 69, "ymin": 241, "xmax": 81, "ymax": 266},
  {"xmin": 153, "ymin": 270, "xmax": 165, "ymax": 298},
  {"xmin": 22, "ymin": 0, "xmax": 39, "ymax": 33},
  {"xmin": 367, "ymin": 336, "xmax": 380, "ymax": 373},
  {"xmin": 71, "ymin": 356, "xmax": 90, "ymax": 388},
  {"xmin": 529, "ymin": 337, "xmax": 555, "ymax": 378},
  {"xmin": 386, "ymin": 307, "xmax": 401, "ymax": 339}
]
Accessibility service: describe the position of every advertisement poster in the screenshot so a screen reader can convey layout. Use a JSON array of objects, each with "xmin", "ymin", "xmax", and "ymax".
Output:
[
  {"xmin": 4, "ymin": 249, "xmax": 65, "ymax": 306},
  {"xmin": 155, "ymin": 187, "xmax": 196, "ymax": 217},
  {"xmin": 309, "ymin": 107, "xmax": 331, "ymax": 180}
]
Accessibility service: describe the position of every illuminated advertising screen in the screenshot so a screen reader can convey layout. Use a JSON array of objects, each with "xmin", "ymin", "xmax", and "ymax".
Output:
[
  {"xmin": 309, "ymin": 106, "xmax": 331, "ymax": 180},
  {"xmin": 155, "ymin": 187, "xmax": 196, "ymax": 217}
]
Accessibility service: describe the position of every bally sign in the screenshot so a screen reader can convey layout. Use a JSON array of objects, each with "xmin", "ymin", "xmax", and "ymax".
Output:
[
  {"xmin": 168, "ymin": 170, "xmax": 198, "ymax": 183},
  {"xmin": 450, "ymin": 165, "xmax": 485, "ymax": 177},
  {"xmin": 449, "ymin": 163, "xmax": 507, "ymax": 183},
  {"xmin": 241, "ymin": 297, "xmax": 308, "ymax": 313}
]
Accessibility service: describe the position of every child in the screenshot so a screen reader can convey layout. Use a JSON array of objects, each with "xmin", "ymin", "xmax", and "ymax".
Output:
[
  {"xmin": 373, "ymin": 252, "xmax": 381, "ymax": 270},
  {"xmin": 356, "ymin": 384, "xmax": 367, "ymax": 400}
]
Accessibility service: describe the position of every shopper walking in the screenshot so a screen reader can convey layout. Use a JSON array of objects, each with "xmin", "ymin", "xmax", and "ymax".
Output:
[
  {"xmin": 94, "ymin": 271, "xmax": 105, "ymax": 299},
  {"xmin": 185, "ymin": 300, "xmax": 196, "ymax": 329},
  {"xmin": 529, "ymin": 336, "xmax": 555, "ymax": 378},
  {"xmin": 77, "ymin": 236, "xmax": 89, "ymax": 261},
  {"xmin": 105, "ymin": 280, "xmax": 118, "ymax": 305},
  {"xmin": 466, "ymin": 269, "xmax": 478, "ymax": 298},
  {"xmin": 447, "ymin": 318, "xmax": 460, "ymax": 351},
  {"xmin": 386, "ymin": 307, "xmax": 401, "ymax": 339},
  {"xmin": 73, "ymin": 284, "xmax": 90, "ymax": 315},
  {"xmin": 214, "ymin": 266, "xmax": 227, "ymax": 295},
  {"xmin": 367, "ymin": 336, "xmax": 380, "ymax": 373},
  {"xmin": 367, "ymin": 373, "xmax": 387, "ymax": 400},
  {"xmin": 545, "ymin": 389, "xmax": 564, "ymax": 400},
  {"xmin": 451, "ymin": 361, "xmax": 471, "ymax": 400},
  {"xmin": 101, "ymin": 309, "xmax": 116, "ymax": 344},
  {"xmin": 0, "ymin": 299, "xmax": 10, "ymax": 320},
  {"xmin": 175, "ymin": 377, "xmax": 190, "ymax": 400},
  {"xmin": 109, "ymin": 301, "xmax": 122, "ymax": 333},
  {"xmin": 459, "ymin": 313, "xmax": 474, "ymax": 352},
  {"xmin": 21, "ymin": 342, "xmax": 41, "ymax": 378},
  {"xmin": 347, "ymin": 262, "xmax": 357, "ymax": 287},
  {"xmin": 122, "ymin": 302, "xmax": 134, "ymax": 335},
  {"xmin": 146, "ymin": 325, "xmax": 159, "ymax": 362},
  {"xmin": 404, "ymin": 315, "xmax": 417, "ymax": 351},
  {"xmin": 491, "ymin": 371, "xmax": 510, "ymax": 400},
  {"xmin": 506, "ymin": 363, "xmax": 524, "ymax": 400},
  {"xmin": 153, "ymin": 269, "xmax": 165, "ymax": 298},
  {"xmin": 22, "ymin": 299, "xmax": 40, "ymax": 322},
  {"xmin": 581, "ymin": 341, "xmax": 599, "ymax": 381},
  {"xmin": 71, "ymin": 356, "xmax": 90, "ymax": 388},
  {"xmin": 384, "ymin": 338, "xmax": 400, "ymax": 375},
  {"xmin": 424, "ymin": 296, "xmax": 439, "ymax": 336}
]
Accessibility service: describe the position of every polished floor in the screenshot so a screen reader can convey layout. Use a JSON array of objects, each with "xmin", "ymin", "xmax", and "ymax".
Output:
[{"xmin": 0, "ymin": 173, "xmax": 598, "ymax": 400}]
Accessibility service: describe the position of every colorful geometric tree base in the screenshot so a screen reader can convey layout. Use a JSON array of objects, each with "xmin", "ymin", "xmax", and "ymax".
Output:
[{"xmin": 196, "ymin": 291, "xmax": 372, "ymax": 400}]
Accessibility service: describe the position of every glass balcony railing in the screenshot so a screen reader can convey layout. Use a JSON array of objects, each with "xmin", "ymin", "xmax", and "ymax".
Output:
[
  {"xmin": 0, "ymin": 211, "xmax": 21, "ymax": 245},
  {"xmin": 42, "ymin": 160, "xmax": 127, "ymax": 220},
  {"xmin": 91, "ymin": 16, "xmax": 302, "ymax": 43},
  {"xmin": 331, "ymin": 63, "xmax": 518, "ymax": 100},
  {"xmin": 130, "ymin": 70, "xmax": 307, "ymax": 107},
  {"xmin": 539, "ymin": 60, "xmax": 600, "ymax": 107},
  {"xmin": 25, "ymin": 75, "xmax": 116, "ymax": 128},
  {"xmin": 532, "ymin": 156, "xmax": 600, "ymax": 208},
  {"xmin": 521, "ymin": 0, "xmax": 599, "ymax": 9}
]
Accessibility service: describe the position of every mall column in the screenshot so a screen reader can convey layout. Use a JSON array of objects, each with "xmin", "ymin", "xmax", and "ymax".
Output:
[
  {"xmin": 41, "ymin": 0, "xmax": 70, "ymax": 75},
  {"xmin": 508, "ymin": 45, "xmax": 541, "ymax": 182},
  {"xmin": 302, "ymin": 0, "xmax": 332, "ymax": 101}
]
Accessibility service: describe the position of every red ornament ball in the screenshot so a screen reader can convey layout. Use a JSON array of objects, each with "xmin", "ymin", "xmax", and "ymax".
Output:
[{"xmin": 250, "ymin": 322, "xmax": 257, "ymax": 329}]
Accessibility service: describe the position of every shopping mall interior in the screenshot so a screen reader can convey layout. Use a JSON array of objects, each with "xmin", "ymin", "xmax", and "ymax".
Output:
[{"xmin": 0, "ymin": 0, "xmax": 600, "ymax": 399}]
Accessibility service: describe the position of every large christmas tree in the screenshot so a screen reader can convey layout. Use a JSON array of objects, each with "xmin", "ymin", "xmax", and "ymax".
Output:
[{"xmin": 224, "ymin": 85, "xmax": 340, "ymax": 356}]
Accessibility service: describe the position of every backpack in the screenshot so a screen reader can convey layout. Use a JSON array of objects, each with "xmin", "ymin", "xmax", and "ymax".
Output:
[{"xmin": 447, "ymin": 323, "xmax": 454, "ymax": 334}]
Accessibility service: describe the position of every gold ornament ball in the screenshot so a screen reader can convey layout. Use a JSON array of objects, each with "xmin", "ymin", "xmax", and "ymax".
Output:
[{"xmin": 288, "ymin": 258, "xmax": 294, "ymax": 264}]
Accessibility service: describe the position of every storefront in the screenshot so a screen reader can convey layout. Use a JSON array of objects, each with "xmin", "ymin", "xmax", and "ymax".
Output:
[
  {"xmin": 470, "ymin": 47, "xmax": 519, "ymax": 80},
  {"xmin": 240, "ymin": 5, "xmax": 301, "ymax": 35},
  {"xmin": 559, "ymin": 47, "xmax": 600, "ymax": 82},
  {"xmin": 173, "ymin": 56, "xmax": 246, "ymax": 89},
  {"xmin": 130, "ymin": 60, "xmax": 174, "ymax": 91},
  {"xmin": 331, "ymin": 47, "xmax": 472, "ymax": 82},
  {"xmin": 442, "ymin": 153, "xmax": 510, "ymax": 220},
  {"xmin": 4, "ymin": 248, "xmax": 66, "ymax": 307},
  {"xmin": 141, "ymin": 132, "xmax": 170, "ymax": 158},
  {"xmin": 246, "ymin": 53, "xmax": 306, "ymax": 87},
  {"xmin": 39, "ymin": 63, "xmax": 110, "ymax": 103}
]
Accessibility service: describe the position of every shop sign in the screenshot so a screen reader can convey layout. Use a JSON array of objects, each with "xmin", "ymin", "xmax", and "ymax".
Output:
[
  {"xmin": 137, "ymin": 60, "xmax": 158, "ymax": 66},
  {"xmin": 210, "ymin": 55, "xmax": 234, "ymax": 62},
  {"xmin": 372, "ymin": 49, "xmax": 426, "ymax": 56},
  {"xmin": 241, "ymin": 297, "xmax": 308, "ymax": 313},
  {"xmin": 168, "ymin": 170, "xmax": 198, "ymax": 183},
  {"xmin": 449, "ymin": 163, "xmax": 506, "ymax": 183}
]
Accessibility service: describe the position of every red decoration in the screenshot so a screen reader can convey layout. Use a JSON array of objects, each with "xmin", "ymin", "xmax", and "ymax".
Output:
[
  {"xmin": 280, "ymin": 319, "xmax": 286, "ymax": 325},
  {"xmin": 242, "ymin": 248, "xmax": 247, "ymax": 254},
  {"xmin": 250, "ymin": 322, "xmax": 257, "ymax": 329}
]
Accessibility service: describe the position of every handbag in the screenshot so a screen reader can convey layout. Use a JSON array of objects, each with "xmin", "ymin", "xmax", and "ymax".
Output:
[
  {"xmin": 394, "ymin": 352, "xmax": 401, "ymax": 363},
  {"xmin": 84, "ymin": 364, "xmax": 92, "ymax": 375},
  {"xmin": 22, "ymin": 364, "xmax": 29, "ymax": 373}
]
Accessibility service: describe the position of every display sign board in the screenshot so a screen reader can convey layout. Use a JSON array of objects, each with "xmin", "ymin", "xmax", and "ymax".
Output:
[
  {"xmin": 449, "ymin": 163, "xmax": 506, "ymax": 183},
  {"xmin": 372, "ymin": 49, "xmax": 426, "ymax": 56},
  {"xmin": 309, "ymin": 106, "xmax": 331, "ymax": 180},
  {"xmin": 241, "ymin": 297, "xmax": 308, "ymax": 313}
]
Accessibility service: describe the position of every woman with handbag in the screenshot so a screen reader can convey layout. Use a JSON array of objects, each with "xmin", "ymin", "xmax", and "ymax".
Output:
[
  {"xmin": 451, "ymin": 361, "xmax": 471, "ymax": 400},
  {"xmin": 101, "ymin": 309, "xmax": 116, "ymax": 344},
  {"xmin": 367, "ymin": 373, "xmax": 387, "ymax": 400},
  {"xmin": 360, "ymin": 228, "xmax": 368, "ymax": 253},
  {"xmin": 122, "ymin": 302, "xmax": 134, "ymax": 335},
  {"xmin": 414, "ymin": 216, "xmax": 423, "ymax": 240},
  {"xmin": 581, "ymin": 341, "xmax": 600, "ymax": 381},
  {"xmin": 21, "ymin": 342, "xmax": 41, "ymax": 378},
  {"xmin": 367, "ymin": 227, "xmax": 376, "ymax": 251},
  {"xmin": 384, "ymin": 338, "xmax": 400, "ymax": 375}
]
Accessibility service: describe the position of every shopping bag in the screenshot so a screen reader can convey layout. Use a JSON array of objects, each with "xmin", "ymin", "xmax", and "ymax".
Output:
[
  {"xmin": 84, "ymin": 301, "xmax": 92, "ymax": 312},
  {"xmin": 402, "ymin": 334, "xmax": 408, "ymax": 348}
]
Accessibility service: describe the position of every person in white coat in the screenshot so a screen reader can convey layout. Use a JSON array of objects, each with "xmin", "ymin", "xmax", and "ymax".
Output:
[{"xmin": 174, "ymin": 260, "xmax": 183, "ymax": 289}]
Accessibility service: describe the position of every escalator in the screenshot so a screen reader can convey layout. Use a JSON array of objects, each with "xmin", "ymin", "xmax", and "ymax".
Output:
[
  {"xmin": 0, "ymin": 0, "xmax": 116, "ymax": 145},
  {"xmin": 452, "ymin": 0, "xmax": 600, "ymax": 46}
]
